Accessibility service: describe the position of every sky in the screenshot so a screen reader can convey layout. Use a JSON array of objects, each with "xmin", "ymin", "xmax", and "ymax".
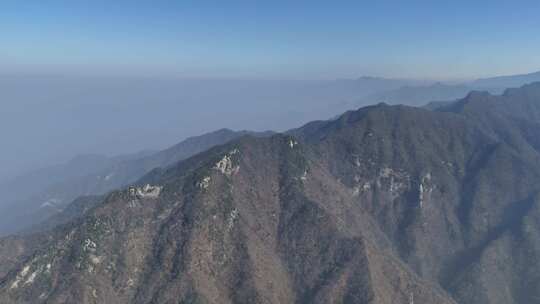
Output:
[
  {"xmin": 0, "ymin": 76, "xmax": 385, "ymax": 182},
  {"xmin": 1, "ymin": 1, "xmax": 540, "ymax": 182},
  {"xmin": 1, "ymin": 0, "xmax": 540, "ymax": 80}
]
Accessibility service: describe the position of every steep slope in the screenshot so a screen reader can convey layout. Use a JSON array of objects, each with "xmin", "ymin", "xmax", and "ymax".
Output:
[
  {"xmin": 292, "ymin": 103, "xmax": 540, "ymax": 303},
  {"xmin": 0, "ymin": 129, "xmax": 271, "ymax": 236},
  {"xmin": 0, "ymin": 133, "xmax": 456, "ymax": 303},
  {"xmin": 442, "ymin": 82, "xmax": 540, "ymax": 123},
  {"xmin": 26, "ymin": 196, "xmax": 105, "ymax": 234},
  {"xmin": 439, "ymin": 83, "xmax": 540, "ymax": 154}
]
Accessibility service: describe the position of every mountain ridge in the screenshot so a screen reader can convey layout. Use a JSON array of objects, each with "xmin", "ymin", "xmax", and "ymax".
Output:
[{"xmin": 0, "ymin": 128, "xmax": 273, "ymax": 236}]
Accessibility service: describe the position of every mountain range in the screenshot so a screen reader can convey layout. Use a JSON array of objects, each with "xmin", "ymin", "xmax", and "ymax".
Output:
[
  {"xmin": 358, "ymin": 70, "xmax": 540, "ymax": 106},
  {"xmin": 4, "ymin": 70, "xmax": 540, "ymax": 236},
  {"xmin": 1, "ymin": 82, "xmax": 540, "ymax": 303},
  {"xmin": 0, "ymin": 129, "xmax": 272, "ymax": 236}
]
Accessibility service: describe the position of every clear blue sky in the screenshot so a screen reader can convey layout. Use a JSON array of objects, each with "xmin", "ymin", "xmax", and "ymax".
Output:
[{"xmin": 1, "ymin": 0, "xmax": 540, "ymax": 79}]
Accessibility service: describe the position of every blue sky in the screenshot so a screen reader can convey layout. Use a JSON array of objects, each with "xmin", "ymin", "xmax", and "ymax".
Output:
[
  {"xmin": 1, "ymin": 1, "xmax": 540, "ymax": 182},
  {"xmin": 1, "ymin": 1, "xmax": 540, "ymax": 79}
]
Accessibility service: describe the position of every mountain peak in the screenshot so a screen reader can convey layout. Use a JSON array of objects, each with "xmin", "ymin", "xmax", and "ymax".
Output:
[
  {"xmin": 438, "ymin": 82, "xmax": 540, "ymax": 124},
  {"xmin": 464, "ymin": 89, "xmax": 492, "ymax": 99},
  {"xmin": 502, "ymin": 81, "xmax": 540, "ymax": 97}
]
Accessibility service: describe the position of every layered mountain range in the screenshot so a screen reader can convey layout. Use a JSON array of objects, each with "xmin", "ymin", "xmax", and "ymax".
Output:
[
  {"xmin": 1, "ymin": 83, "xmax": 540, "ymax": 303},
  {"xmin": 359, "ymin": 70, "xmax": 540, "ymax": 106},
  {"xmin": 0, "ymin": 129, "xmax": 273, "ymax": 236},
  {"xmin": 3, "ymin": 70, "xmax": 540, "ymax": 238}
]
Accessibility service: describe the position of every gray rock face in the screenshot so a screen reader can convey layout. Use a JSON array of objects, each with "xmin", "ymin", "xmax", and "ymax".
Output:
[{"xmin": 2, "ymin": 83, "xmax": 540, "ymax": 303}]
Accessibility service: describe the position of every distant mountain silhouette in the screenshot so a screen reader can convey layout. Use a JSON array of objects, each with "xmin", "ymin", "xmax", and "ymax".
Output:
[
  {"xmin": 473, "ymin": 70, "xmax": 540, "ymax": 89},
  {"xmin": 360, "ymin": 82, "xmax": 474, "ymax": 106},
  {"xmin": 358, "ymin": 70, "xmax": 540, "ymax": 107}
]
